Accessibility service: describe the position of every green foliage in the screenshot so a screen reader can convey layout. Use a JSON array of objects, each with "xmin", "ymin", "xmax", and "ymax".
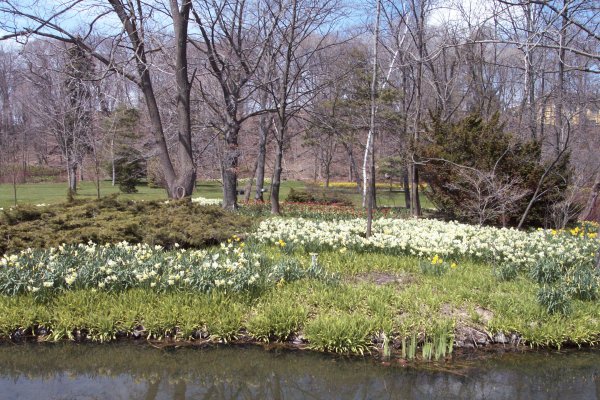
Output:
[
  {"xmin": 305, "ymin": 314, "xmax": 374, "ymax": 354},
  {"xmin": 0, "ymin": 197, "xmax": 253, "ymax": 254},
  {"xmin": 285, "ymin": 187, "xmax": 353, "ymax": 206},
  {"xmin": 422, "ymin": 113, "xmax": 571, "ymax": 227},
  {"xmin": 247, "ymin": 294, "xmax": 307, "ymax": 342},
  {"xmin": 105, "ymin": 107, "xmax": 146, "ymax": 193},
  {"xmin": 521, "ymin": 255, "xmax": 598, "ymax": 317},
  {"xmin": 114, "ymin": 147, "xmax": 146, "ymax": 193},
  {"xmin": 419, "ymin": 256, "xmax": 450, "ymax": 276},
  {"xmin": 493, "ymin": 262, "xmax": 520, "ymax": 281},
  {"xmin": 0, "ymin": 240, "xmax": 337, "ymax": 299},
  {"xmin": 146, "ymin": 157, "xmax": 165, "ymax": 188},
  {"xmin": 1, "ymin": 205, "xmax": 44, "ymax": 225},
  {"xmin": 401, "ymin": 333, "xmax": 419, "ymax": 360},
  {"xmin": 565, "ymin": 266, "xmax": 599, "ymax": 301},
  {"xmin": 378, "ymin": 156, "xmax": 405, "ymax": 181},
  {"xmin": 286, "ymin": 188, "xmax": 315, "ymax": 203},
  {"xmin": 529, "ymin": 258, "xmax": 568, "ymax": 284},
  {"xmin": 537, "ymin": 285, "xmax": 572, "ymax": 315}
]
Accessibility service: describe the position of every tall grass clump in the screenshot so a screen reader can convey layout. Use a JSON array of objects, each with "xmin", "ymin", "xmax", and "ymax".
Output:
[
  {"xmin": 305, "ymin": 314, "xmax": 374, "ymax": 355},
  {"xmin": 247, "ymin": 294, "xmax": 307, "ymax": 342}
]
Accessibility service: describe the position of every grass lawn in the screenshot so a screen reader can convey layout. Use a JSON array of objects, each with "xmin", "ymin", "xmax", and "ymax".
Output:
[
  {"xmin": 0, "ymin": 181, "xmax": 168, "ymax": 208},
  {"xmin": 0, "ymin": 179, "xmax": 430, "ymax": 210},
  {"xmin": 331, "ymin": 186, "xmax": 434, "ymax": 209},
  {"xmin": 0, "ymin": 180, "xmax": 300, "ymax": 209}
]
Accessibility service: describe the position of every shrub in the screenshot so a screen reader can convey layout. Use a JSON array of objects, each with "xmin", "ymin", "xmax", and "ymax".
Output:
[
  {"xmin": 24, "ymin": 165, "xmax": 63, "ymax": 183},
  {"xmin": 1, "ymin": 205, "xmax": 47, "ymax": 225},
  {"xmin": 422, "ymin": 113, "xmax": 571, "ymax": 227},
  {"xmin": 286, "ymin": 188, "xmax": 316, "ymax": 203},
  {"xmin": 285, "ymin": 187, "xmax": 353, "ymax": 206},
  {"xmin": 0, "ymin": 198, "xmax": 254, "ymax": 254},
  {"xmin": 113, "ymin": 147, "xmax": 146, "ymax": 193}
]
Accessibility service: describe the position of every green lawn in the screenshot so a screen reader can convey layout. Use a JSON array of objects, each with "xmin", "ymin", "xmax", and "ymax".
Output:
[
  {"xmin": 0, "ymin": 179, "xmax": 429, "ymax": 209},
  {"xmin": 0, "ymin": 181, "xmax": 167, "ymax": 208},
  {"xmin": 335, "ymin": 187, "xmax": 434, "ymax": 209}
]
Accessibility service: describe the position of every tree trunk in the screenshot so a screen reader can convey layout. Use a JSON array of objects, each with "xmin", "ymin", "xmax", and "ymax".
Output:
[
  {"xmin": 270, "ymin": 138, "xmax": 284, "ymax": 215},
  {"xmin": 12, "ymin": 167, "xmax": 17, "ymax": 206},
  {"xmin": 254, "ymin": 113, "xmax": 269, "ymax": 202},
  {"xmin": 524, "ymin": 2, "xmax": 538, "ymax": 142},
  {"xmin": 109, "ymin": 0, "xmax": 190, "ymax": 199},
  {"xmin": 324, "ymin": 153, "xmax": 331, "ymax": 188},
  {"xmin": 343, "ymin": 143, "xmax": 361, "ymax": 192},
  {"xmin": 554, "ymin": 0, "xmax": 568, "ymax": 156},
  {"xmin": 362, "ymin": 131, "xmax": 372, "ymax": 208},
  {"xmin": 111, "ymin": 137, "xmax": 116, "ymax": 186},
  {"xmin": 171, "ymin": 0, "xmax": 196, "ymax": 198},
  {"xmin": 582, "ymin": 173, "xmax": 599, "ymax": 221},
  {"xmin": 403, "ymin": 166, "xmax": 411, "ymax": 209},
  {"xmin": 410, "ymin": 163, "xmax": 421, "ymax": 217},
  {"xmin": 243, "ymin": 169, "xmax": 255, "ymax": 203},
  {"xmin": 68, "ymin": 158, "xmax": 78, "ymax": 193},
  {"xmin": 222, "ymin": 121, "xmax": 241, "ymax": 210},
  {"xmin": 139, "ymin": 73, "xmax": 178, "ymax": 197},
  {"xmin": 366, "ymin": 0, "xmax": 381, "ymax": 238},
  {"xmin": 410, "ymin": 0, "xmax": 425, "ymax": 218}
]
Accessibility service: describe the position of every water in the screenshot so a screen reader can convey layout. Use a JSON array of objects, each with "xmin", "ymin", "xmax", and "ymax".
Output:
[{"xmin": 0, "ymin": 343, "xmax": 598, "ymax": 399}]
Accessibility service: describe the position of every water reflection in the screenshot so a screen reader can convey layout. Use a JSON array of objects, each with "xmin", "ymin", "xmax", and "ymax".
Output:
[{"xmin": 0, "ymin": 343, "xmax": 598, "ymax": 399}]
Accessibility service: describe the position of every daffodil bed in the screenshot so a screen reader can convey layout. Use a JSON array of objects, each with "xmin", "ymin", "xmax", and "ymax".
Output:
[
  {"xmin": 253, "ymin": 218, "xmax": 598, "ymax": 269},
  {"xmin": 0, "ymin": 214, "xmax": 598, "ymax": 357},
  {"xmin": 0, "ymin": 239, "xmax": 332, "ymax": 300}
]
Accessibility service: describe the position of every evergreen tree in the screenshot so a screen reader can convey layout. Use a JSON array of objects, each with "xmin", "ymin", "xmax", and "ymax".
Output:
[
  {"xmin": 422, "ymin": 113, "xmax": 571, "ymax": 227},
  {"xmin": 106, "ymin": 107, "xmax": 145, "ymax": 193}
]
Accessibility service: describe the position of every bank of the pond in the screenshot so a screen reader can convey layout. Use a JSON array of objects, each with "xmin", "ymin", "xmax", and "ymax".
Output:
[{"xmin": 0, "ymin": 270, "xmax": 599, "ymax": 360}]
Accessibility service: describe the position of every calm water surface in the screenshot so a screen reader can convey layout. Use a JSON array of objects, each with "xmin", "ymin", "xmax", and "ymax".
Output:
[{"xmin": 0, "ymin": 343, "xmax": 598, "ymax": 399}]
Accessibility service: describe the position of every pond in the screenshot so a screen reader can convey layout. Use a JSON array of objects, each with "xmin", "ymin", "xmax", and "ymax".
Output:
[{"xmin": 0, "ymin": 343, "xmax": 598, "ymax": 399}]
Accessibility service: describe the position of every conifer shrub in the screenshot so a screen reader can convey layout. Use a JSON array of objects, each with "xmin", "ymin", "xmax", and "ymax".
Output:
[
  {"xmin": 0, "ymin": 197, "xmax": 253, "ymax": 254},
  {"xmin": 421, "ymin": 113, "xmax": 571, "ymax": 227},
  {"xmin": 285, "ymin": 187, "xmax": 353, "ymax": 206}
]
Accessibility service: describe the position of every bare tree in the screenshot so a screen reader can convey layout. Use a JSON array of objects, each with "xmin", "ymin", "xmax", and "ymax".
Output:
[
  {"xmin": 365, "ymin": 0, "xmax": 381, "ymax": 237},
  {"xmin": 190, "ymin": 0, "xmax": 280, "ymax": 209},
  {"xmin": 266, "ymin": 0, "xmax": 343, "ymax": 214},
  {"xmin": 1, "ymin": 0, "xmax": 198, "ymax": 198},
  {"xmin": 447, "ymin": 167, "xmax": 530, "ymax": 226}
]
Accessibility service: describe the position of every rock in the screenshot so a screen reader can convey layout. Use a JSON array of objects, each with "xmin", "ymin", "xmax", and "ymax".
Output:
[
  {"xmin": 474, "ymin": 307, "xmax": 493, "ymax": 324},
  {"xmin": 455, "ymin": 326, "xmax": 490, "ymax": 348},
  {"xmin": 291, "ymin": 334, "xmax": 306, "ymax": 345},
  {"xmin": 10, "ymin": 328, "xmax": 24, "ymax": 342},
  {"xmin": 115, "ymin": 330, "xmax": 128, "ymax": 339},
  {"xmin": 510, "ymin": 333, "xmax": 521, "ymax": 345},
  {"xmin": 35, "ymin": 326, "xmax": 48, "ymax": 337},
  {"xmin": 132, "ymin": 325, "xmax": 146, "ymax": 339},
  {"xmin": 493, "ymin": 332, "xmax": 509, "ymax": 344}
]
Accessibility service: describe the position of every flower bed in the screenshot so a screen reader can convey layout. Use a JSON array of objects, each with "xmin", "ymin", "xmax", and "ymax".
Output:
[
  {"xmin": 254, "ymin": 217, "xmax": 597, "ymax": 268},
  {"xmin": 0, "ymin": 239, "xmax": 333, "ymax": 300}
]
